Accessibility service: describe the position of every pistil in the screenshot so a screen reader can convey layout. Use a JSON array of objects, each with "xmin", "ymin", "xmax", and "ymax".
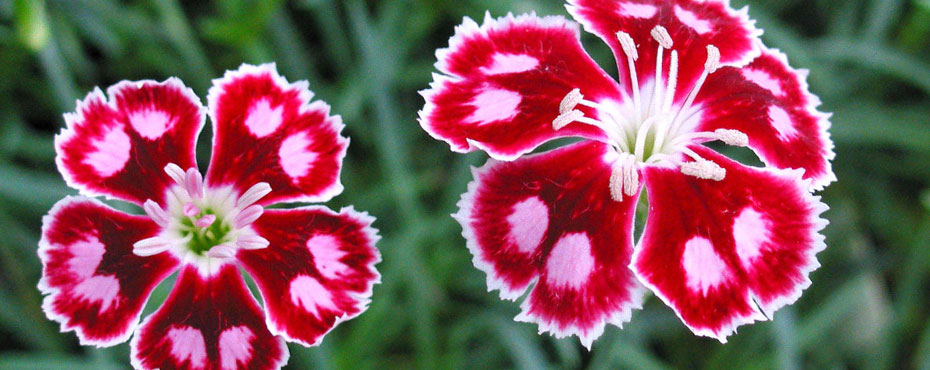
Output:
[{"xmin": 132, "ymin": 163, "xmax": 272, "ymax": 261}]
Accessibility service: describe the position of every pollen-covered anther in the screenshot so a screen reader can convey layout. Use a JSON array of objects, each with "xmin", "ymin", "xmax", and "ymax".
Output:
[
  {"xmin": 715, "ymin": 129, "xmax": 749, "ymax": 147},
  {"xmin": 680, "ymin": 160, "xmax": 726, "ymax": 181},
  {"xmin": 651, "ymin": 26, "xmax": 673, "ymax": 49},
  {"xmin": 553, "ymin": 109, "xmax": 584, "ymax": 130},
  {"xmin": 559, "ymin": 88, "xmax": 583, "ymax": 114},
  {"xmin": 705, "ymin": 45, "xmax": 721, "ymax": 73},
  {"xmin": 616, "ymin": 31, "xmax": 638, "ymax": 61},
  {"xmin": 609, "ymin": 153, "xmax": 638, "ymax": 201}
]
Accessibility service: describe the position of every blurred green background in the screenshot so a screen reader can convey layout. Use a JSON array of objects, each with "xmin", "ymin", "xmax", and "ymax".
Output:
[{"xmin": 1, "ymin": 0, "xmax": 929, "ymax": 368}]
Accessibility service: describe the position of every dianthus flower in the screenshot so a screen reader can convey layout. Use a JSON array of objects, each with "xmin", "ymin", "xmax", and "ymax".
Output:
[
  {"xmin": 39, "ymin": 64, "xmax": 380, "ymax": 369},
  {"xmin": 419, "ymin": 0, "xmax": 833, "ymax": 346}
]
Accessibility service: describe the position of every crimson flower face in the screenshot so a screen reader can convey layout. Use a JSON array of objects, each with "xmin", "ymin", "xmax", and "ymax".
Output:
[
  {"xmin": 39, "ymin": 64, "xmax": 381, "ymax": 369},
  {"xmin": 419, "ymin": 0, "xmax": 833, "ymax": 347}
]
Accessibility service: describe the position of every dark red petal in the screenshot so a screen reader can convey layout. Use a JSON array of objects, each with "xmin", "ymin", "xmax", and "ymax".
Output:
[
  {"xmin": 236, "ymin": 206, "xmax": 380, "ymax": 347},
  {"xmin": 206, "ymin": 64, "xmax": 348, "ymax": 205},
  {"xmin": 633, "ymin": 147, "xmax": 828, "ymax": 341},
  {"xmin": 455, "ymin": 141, "xmax": 644, "ymax": 347},
  {"xmin": 420, "ymin": 12, "xmax": 623, "ymax": 160},
  {"xmin": 55, "ymin": 79, "xmax": 204, "ymax": 205},
  {"xmin": 130, "ymin": 265, "xmax": 289, "ymax": 370},
  {"xmin": 697, "ymin": 48, "xmax": 835, "ymax": 190},
  {"xmin": 38, "ymin": 196, "xmax": 179, "ymax": 346},
  {"xmin": 566, "ymin": 0, "xmax": 762, "ymax": 102}
]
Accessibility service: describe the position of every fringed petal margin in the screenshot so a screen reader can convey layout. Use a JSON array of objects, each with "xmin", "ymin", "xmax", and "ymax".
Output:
[
  {"xmin": 236, "ymin": 206, "xmax": 381, "ymax": 347},
  {"xmin": 454, "ymin": 141, "xmax": 644, "ymax": 348},
  {"xmin": 39, "ymin": 196, "xmax": 179, "ymax": 346},
  {"xmin": 130, "ymin": 265, "xmax": 288, "ymax": 370},
  {"xmin": 419, "ymin": 12, "xmax": 623, "ymax": 161},
  {"xmin": 55, "ymin": 78, "xmax": 204, "ymax": 205},
  {"xmin": 696, "ymin": 47, "xmax": 835, "ymax": 190},
  {"xmin": 633, "ymin": 147, "xmax": 828, "ymax": 342},
  {"xmin": 206, "ymin": 63, "xmax": 348, "ymax": 205}
]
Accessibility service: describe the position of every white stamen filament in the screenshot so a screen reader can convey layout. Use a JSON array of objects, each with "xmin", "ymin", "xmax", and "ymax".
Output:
[
  {"xmin": 669, "ymin": 45, "xmax": 720, "ymax": 137},
  {"xmin": 554, "ymin": 29, "xmax": 734, "ymax": 200},
  {"xmin": 616, "ymin": 31, "xmax": 641, "ymax": 114}
]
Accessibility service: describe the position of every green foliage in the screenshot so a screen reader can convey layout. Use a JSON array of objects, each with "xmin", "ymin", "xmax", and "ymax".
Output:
[{"xmin": 0, "ymin": 0, "xmax": 928, "ymax": 368}]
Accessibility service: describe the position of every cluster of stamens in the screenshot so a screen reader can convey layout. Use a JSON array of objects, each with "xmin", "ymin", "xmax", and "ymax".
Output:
[
  {"xmin": 552, "ymin": 26, "xmax": 749, "ymax": 201},
  {"xmin": 133, "ymin": 164, "xmax": 271, "ymax": 262}
]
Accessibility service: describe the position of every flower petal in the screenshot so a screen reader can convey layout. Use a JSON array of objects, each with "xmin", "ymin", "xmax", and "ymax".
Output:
[
  {"xmin": 454, "ymin": 141, "xmax": 644, "ymax": 348},
  {"xmin": 38, "ymin": 196, "xmax": 179, "ymax": 346},
  {"xmin": 206, "ymin": 63, "xmax": 348, "ymax": 204},
  {"xmin": 566, "ymin": 0, "xmax": 762, "ymax": 102},
  {"xmin": 633, "ymin": 147, "xmax": 828, "ymax": 342},
  {"xmin": 236, "ymin": 206, "xmax": 380, "ymax": 347},
  {"xmin": 55, "ymin": 79, "xmax": 204, "ymax": 205},
  {"xmin": 696, "ymin": 48, "xmax": 835, "ymax": 190},
  {"xmin": 130, "ymin": 265, "xmax": 289, "ymax": 370},
  {"xmin": 420, "ymin": 12, "xmax": 623, "ymax": 161}
]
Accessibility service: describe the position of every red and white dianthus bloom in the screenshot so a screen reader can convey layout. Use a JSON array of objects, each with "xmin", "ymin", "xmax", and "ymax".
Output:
[
  {"xmin": 39, "ymin": 63, "xmax": 381, "ymax": 369},
  {"xmin": 419, "ymin": 0, "xmax": 833, "ymax": 347}
]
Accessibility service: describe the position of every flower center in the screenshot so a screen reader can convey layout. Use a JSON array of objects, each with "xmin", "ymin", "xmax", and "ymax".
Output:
[
  {"xmin": 133, "ymin": 163, "xmax": 271, "ymax": 265},
  {"xmin": 552, "ymin": 26, "xmax": 749, "ymax": 201}
]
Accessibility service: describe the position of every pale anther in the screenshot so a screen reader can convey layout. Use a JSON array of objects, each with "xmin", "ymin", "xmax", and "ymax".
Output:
[
  {"xmin": 236, "ymin": 234, "xmax": 270, "ymax": 250},
  {"xmin": 559, "ymin": 88, "xmax": 583, "ymax": 114},
  {"xmin": 609, "ymin": 154, "xmax": 638, "ymax": 201},
  {"xmin": 235, "ymin": 205, "xmax": 264, "ymax": 228},
  {"xmin": 237, "ymin": 182, "xmax": 272, "ymax": 208},
  {"xmin": 705, "ymin": 45, "xmax": 720, "ymax": 73},
  {"xmin": 609, "ymin": 160, "xmax": 625, "ymax": 202},
  {"xmin": 184, "ymin": 168, "xmax": 204, "ymax": 199},
  {"xmin": 194, "ymin": 214, "xmax": 216, "ymax": 228},
  {"xmin": 143, "ymin": 199, "xmax": 169, "ymax": 228},
  {"xmin": 616, "ymin": 31, "xmax": 638, "ymax": 60},
  {"xmin": 205, "ymin": 244, "xmax": 236, "ymax": 259},
  {"xmin": 623, "ymin": 159, "xmax": 639, "ymax": 196},
  {"xmin": 133, "ymin": 236, "xmax": 172, "ymax": 257},
  {"xmin": 164, "ymin": 163, "xmax": 185, "ymax": 184},
  {"xmin": 553, "ymin": 109, "xmax": 584, "ymax": 130},
  {"xmin": 651, "ymin": 26, "xmax": 673, "ymax": 49},
  {"xmin": 715, "ymin": 129, "xmax": 748, "ymax": 147},
  {"xmin": 183, "ymin": 202, "xmax": 199, "ymax": 218},
  {"xmin": 681, "ymin": 160, "xmax": 725, "ymax": 181}
]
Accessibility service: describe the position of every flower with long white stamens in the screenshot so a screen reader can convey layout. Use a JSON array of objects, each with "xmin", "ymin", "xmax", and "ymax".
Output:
[{"xmin": 420, "ymin": 0, "xmax": 834, "ymax": 348}]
